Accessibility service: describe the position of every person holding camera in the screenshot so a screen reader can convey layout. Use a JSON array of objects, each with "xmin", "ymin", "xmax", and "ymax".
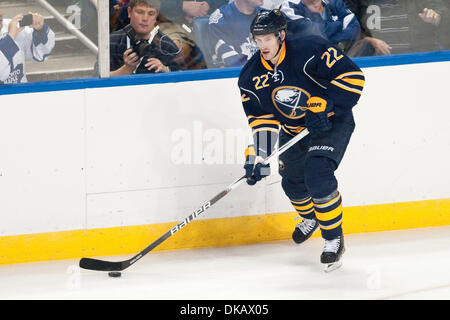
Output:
[
  {"xmin": 0, "ymin": 10, "xmax": 55, "ymax": 84},
  {"xmin": 110, "ymin": 0, "xmax": 181, "ymax": 76}
]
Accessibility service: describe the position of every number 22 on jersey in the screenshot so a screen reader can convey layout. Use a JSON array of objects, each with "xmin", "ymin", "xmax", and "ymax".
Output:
[
  {"xmin": 321, "ymin": 47, "xmax": 343, "ymax": 68},
  {"xmin": 252, "ymin": 74, "xmax": 270, "ymax": 90}
]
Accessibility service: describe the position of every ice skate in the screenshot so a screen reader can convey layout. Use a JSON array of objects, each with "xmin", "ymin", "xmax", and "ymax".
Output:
[
  {"xmin": 321, "ymin": 235, "xmax": 345, "ymax": 272},
  {"xmin": 292, "ymin": 217, "xmax": 319, "ymax": 244}
]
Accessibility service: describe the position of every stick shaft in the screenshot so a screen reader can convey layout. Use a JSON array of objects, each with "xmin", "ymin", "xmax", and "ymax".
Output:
[{"xmin": 79, "ymin": 129, "xmax": 309, "ymax": 271}]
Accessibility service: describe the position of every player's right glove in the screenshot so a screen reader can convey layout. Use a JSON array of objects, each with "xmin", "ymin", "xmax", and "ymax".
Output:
[
  {"xmin": 302, "ymin": 96, "xmax": 333, "ymax": 136},
  {"xmin": 244, "ymin": 145, "xmax": 270, "ymax": 186}
]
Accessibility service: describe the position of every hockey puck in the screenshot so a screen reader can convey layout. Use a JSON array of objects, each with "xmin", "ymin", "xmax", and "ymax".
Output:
[{"xmin": 108, "ymin": 271, "xmax": 121, "ymax": 278}]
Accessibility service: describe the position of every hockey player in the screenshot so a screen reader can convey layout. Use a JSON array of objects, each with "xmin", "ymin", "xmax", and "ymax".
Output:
[
  {"xmin": 239, "ymin": 9, "xmax": 364, "ymax": 271},
  {"xmin": 0, "ymin": 11, "xmax": 55, "ymax": 84}
]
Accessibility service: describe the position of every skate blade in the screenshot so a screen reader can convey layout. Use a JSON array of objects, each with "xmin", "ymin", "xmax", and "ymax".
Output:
[{"xmin": 323, "ymin": 260, "xmax": 342, "ymax": 273}]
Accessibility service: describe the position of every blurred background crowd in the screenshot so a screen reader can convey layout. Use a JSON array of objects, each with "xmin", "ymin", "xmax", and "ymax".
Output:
[{"xmin": 1, "ymin": 0, "xmax": 449, "ymax": 83}]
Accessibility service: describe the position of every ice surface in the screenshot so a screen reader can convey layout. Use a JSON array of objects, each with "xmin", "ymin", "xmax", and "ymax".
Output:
[{"xmin": 0, "ymin": 226, "xmax": 449, "ymax": 300}]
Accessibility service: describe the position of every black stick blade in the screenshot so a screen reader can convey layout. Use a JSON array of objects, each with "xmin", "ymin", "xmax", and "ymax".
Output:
[{"xmin": 79, "ymin": 257, "xmax": 125, "ymax": 271}]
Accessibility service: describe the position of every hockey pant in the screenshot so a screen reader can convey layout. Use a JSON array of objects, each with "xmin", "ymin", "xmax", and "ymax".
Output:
[{"xmin": 278, "ymin": 113, "xmax": 355, "ymax": 240}]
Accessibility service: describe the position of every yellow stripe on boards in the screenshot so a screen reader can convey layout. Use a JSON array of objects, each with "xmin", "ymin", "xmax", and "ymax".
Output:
[{"xmin": 0, "ymin": 198, "xmax": 449, "ymax": 265}]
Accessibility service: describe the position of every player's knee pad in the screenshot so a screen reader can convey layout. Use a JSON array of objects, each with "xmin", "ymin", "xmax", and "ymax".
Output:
[
  {"xmin": 304, "ymin": 156, "xmax": 337, "ymax": 199},
  {"xmin": 281, "ymin": 176, "xmax": 309, "ymax": 201}
]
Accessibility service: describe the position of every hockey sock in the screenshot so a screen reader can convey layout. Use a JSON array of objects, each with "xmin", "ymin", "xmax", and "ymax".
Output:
[
  {"xmin": 290, "ymin": 196, "xmax": 315, "ymax": 220},
  {"xmin": 313, "ymin": 191, "xmax": 343, "ymax": 240}
]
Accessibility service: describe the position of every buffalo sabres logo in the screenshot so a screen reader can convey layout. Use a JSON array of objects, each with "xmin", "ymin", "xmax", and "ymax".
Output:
[
  {"xmin": 272, "ymin": 86, "xmax": 311, "ymax": 119},
  {"xmin": 268, "ymin": 70, "xmax": 284, "ymax": 83}
]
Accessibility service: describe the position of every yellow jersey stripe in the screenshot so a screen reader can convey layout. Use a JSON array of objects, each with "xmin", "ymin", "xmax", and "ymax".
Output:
[
  {"xmin": 249, "ymin": 119, "xmax": 281, "ymax": 128},
  {"xmin": 281, "ymin": 125, "xmax": 306, "ymax": 135},
  {"xmin": 247, "ymin": 114, "xmax": 276, "ymax": 120},
  {"xmin": 341, "ymin": 77, "xmax": 365, "ymax": 87},
  {"xmin": 281, "ymin": 126, "xmax": 295, "ymax": 136},
  {"xmin": 335, "ymin": 71, "xmax": 364, "ymax": 80},
  {"xmin": 331, "ymin": 80, "xmax": 362, "ymax": 95}
]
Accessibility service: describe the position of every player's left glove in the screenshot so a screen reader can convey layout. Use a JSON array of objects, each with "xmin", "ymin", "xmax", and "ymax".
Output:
[
  {"xmin": 244, "ymin": 145, "xmax": 270, "ymax": 186},
  {"xmin": 303, "ymin": 96, "xmax": 333, "ymax": 136}
]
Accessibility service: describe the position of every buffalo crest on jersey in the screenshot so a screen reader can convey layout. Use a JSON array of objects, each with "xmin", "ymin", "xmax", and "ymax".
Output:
[{"xmin": 272, "ymin": 86, "xmax": 311, "ymax": 119}]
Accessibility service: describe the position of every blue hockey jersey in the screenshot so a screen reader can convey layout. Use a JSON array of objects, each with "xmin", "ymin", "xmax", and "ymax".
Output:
[
  {"xmin": 280, "ymin": 0, "xmax": 360, "ymax": 45},
  {"xmin": 0, "ymin": 19, "xmax": 55, "ymax": 84},
  {"xmin": 206, "ymin": 2, "xmax": 262, "ymax": 67},
  {"xmin": 238, "ymin": 35, "xmax": 364, "ymax": 156}
]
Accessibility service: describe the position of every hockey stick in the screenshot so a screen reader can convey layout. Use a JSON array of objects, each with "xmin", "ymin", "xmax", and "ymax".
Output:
[{"xmin": 79, "ymin": 129, "xmax": 309, "ymax": 272}]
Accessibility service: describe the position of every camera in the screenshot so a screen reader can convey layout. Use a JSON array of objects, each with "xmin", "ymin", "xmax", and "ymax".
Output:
[
  {"xmin": 124, "ymin": 24, "xmax": 157, "ymax": 59},
  {"xmin": 20, "ymin": 14, "xmax": 33, "ymax": 27},
  {"xmin": 123, "ymin": 24, "xmax": 181, "ymax": 73}
]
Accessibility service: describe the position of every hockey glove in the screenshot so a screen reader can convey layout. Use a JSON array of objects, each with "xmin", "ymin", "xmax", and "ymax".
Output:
[
  {"xmin": 244, "ymin": 145, "xmax": 270, "ymax": 186},
  {"xmin": 303, "ymin": 96, "xmax": 333, "ymax": 136}
]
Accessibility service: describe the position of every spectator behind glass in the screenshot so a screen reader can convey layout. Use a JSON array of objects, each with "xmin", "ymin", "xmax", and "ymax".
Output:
[
  {"xmin": 261, "ymin": 0, "xmax": 285, "ymax": 9},
  {"xmin": 347, "ymin": 0, "xmax": 450, "ymax": 56},
  {"xmin": 160, "ymin": 0, "xmax": 229, "ymax": 25},
  {"xmin": 0, "ymin": 10, "xmax": 55, "ymax": 84},
  {"xmin": 436, "ymin": 0, "xmax": 450, "ymax": 49},
  {"xmin": 110, "ymin": 0, "xmax": 131, "ymax": 32},
  {"xmin": 280, "ymin": 0, "xmax": 361, "ymax": 53},
  {"xmin": 157, "ymin": 16, "xmax": 207, "ymax": 70},
  {"xmin": 109, "ymin": 0, "xmax": 181, "ymax": 76},
  {"xmin": 109, "ymin": 0, "xmax": 218, "ymax": 70},
  {"xmin": 206, "ymin": 0, "xmax": 264, "ymax": 67}
]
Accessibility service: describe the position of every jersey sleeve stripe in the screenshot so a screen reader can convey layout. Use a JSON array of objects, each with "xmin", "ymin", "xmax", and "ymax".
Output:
[
  {"xmin": 247, "ymin": 114, "xmax": 277, "ymax": 120},
  {"xmin": 341, "ymin": 77, "xmax": 365, "ymax": 87},
  {"xmin": 330, "ymin": 80, "xmax": 362, "ymax": 95},
  {"xmin": 249, "ymin": 119, "xmax": 281, "ymax": 128},
  {"xmin": 335, "ymin": 71, "xmax": 364, "ymax": 80}
]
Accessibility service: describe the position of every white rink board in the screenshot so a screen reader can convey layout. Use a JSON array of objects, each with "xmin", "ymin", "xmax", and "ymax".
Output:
[
  {"xmin": 0, "ymin": 90, "xmax": 86, "ymax": 236},
  {"xmin": 340, "ymin": 63, "xmax": 450, "ymax": 206},
  {"xmin": 0, "ymin": 61, "xmax": 449, "ymax": 236}
]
